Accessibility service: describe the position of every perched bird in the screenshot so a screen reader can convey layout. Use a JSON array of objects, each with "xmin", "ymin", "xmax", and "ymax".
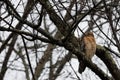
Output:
[{"xmin": 79, "ymin": 32, "xmax": 96, "ymax": 73}]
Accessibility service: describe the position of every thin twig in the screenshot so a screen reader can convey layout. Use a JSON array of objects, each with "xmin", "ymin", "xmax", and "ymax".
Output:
[{"xmin": 21, "ymin": 35, "xmax": 36, "ymax": 80}]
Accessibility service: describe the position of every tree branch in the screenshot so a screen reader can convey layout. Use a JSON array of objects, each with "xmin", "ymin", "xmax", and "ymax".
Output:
[
  {"xmin": 38, "ymin": 0, "xmax": 69, "ymax": 36},
  {"xmin": 96, "ymin": 45, "xmax": 120, "ymax": 80}
]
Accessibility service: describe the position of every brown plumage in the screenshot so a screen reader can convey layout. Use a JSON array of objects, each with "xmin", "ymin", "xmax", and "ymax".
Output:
[{"xmin": 79, "ymin": 32, "xmax": 96, "ymax": 73}]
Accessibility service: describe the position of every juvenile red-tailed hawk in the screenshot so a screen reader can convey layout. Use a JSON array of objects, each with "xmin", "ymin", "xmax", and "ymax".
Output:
[{"xmin": 79, "ymin": 32, "xmax": 96, "ymax": 73}]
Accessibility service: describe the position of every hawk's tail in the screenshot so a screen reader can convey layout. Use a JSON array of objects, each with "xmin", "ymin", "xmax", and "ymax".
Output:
[{"xmin": 79, "ymin": 60, "xmax": 86, "ymax": 73}]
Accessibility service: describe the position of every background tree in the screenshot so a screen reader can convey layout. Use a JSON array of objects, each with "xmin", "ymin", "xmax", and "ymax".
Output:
[{"xmin": 0, "ymin": 0, "xmax": 120, "ymax": 80}]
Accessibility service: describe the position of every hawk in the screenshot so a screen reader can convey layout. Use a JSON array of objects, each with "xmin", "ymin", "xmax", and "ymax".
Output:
[{"xmin": 79, "ymin": 32, "xmax": 96, "ymax": 73}]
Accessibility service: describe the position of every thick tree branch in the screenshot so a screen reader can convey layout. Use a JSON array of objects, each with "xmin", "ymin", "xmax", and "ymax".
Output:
[
  {"xmin": 38, "ymin": 0, "xmax": 69, "ymax": 36},
  {"xmin": 96, "ymin": 45, "xmax": 120, "ymax": 80}
]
